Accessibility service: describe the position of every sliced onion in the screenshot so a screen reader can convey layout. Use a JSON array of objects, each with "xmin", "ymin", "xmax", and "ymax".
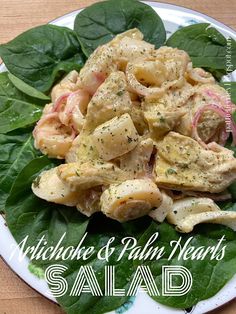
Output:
[
  {"xmin": 204, "ymin": 90, "xmax": 236, "ymax": 145},
  {"xmin": 33, "ymin": 111, "xmax": 76, "ymax": 142},
  {"xmin": 53, "ymin": 93, "xmax": 71, "ymax": 112},
  {"xmin": 67, "ymin": 89, "xmax": 90, "ymax": 115},
  {"xmin": 192, "ymin": 103, "xmax": 235, "ymax": 148},
  {"xmin": 54, "ymin": 90, "xmax": 89, "ymax": 114},
  {"xmin": 70, "ymin": 126, "xmax": 77, "ymax": 140},
  {"xmin": 219, "ymin": 128, "xmax": 230, "ymax": 146},
  {"xmin": 33, "ymin": 112, "xmax": 59, "ymax": 137},
  {"xmin": 83, "ymin": 71, "xmax": 106, "ymax": 95},
  {"xmin": 51, "ymin": 89, "xmax": 90, "ymax": 133},
  {"xmin": 205, "ymin": 89, "xmax": 235, "ymax": 112}
]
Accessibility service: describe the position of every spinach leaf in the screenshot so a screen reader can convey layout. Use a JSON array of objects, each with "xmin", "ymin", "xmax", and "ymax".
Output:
[
  {"xmin": 5, "ymin": 157, "xmax": 136, "ymax": 314},
  {"xmin": 74, "ymin": 0, "xmax": 166, "ymax": 56},
  {"xmin": 0, "ymin": 72, "xmax": 44, "ymax": 133},
  {"xmin": 218, "ymin": 201, "xmax": 236, "ymax": 211},
  {"xmin": 57, "ymin": 215, "xmax": 136, "ymax": 314},
  {"xmin": 5, "ymin": 156, "xmax": 87, "ymax": 247},
  {"xmin": 5, "ymin": 157, "xmax": 236, "ymax": 312},
  {"xmin": 137, "ymin": 222, "xmax": 236, "ymax": 309},
  {"xmin": 167, "ymin": 23, "xmax": 236, "ymax": 74},
  {"xmin": 228, "ymin": 182, "xmax": 236, "ymax": 200},
  {"xmin": 233, "ymin": 111, "xmax": 236, "ymax": 124},
  {"xmin": 8, "ymin": 73, "xmax": 50, "ymax": 101},
  {"xmin": 0, "ymin": 25, "xmax": 85, "ymax": 92},
  {"xmin": 28, "ymin": 262, "xmax": 45, "ymax": 279},
  {"xmin": 0, "ymin": 128, "xmax": 40, "ymax": 211}
]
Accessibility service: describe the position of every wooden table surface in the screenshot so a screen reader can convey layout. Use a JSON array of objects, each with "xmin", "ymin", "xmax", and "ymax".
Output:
[{"xmin": 0, "ymin": 0, "xmax": 236, "ymax": 313}]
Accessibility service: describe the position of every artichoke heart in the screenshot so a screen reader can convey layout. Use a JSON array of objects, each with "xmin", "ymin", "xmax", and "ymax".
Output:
[{"xmin": 154, "ymin": 132, "xmax": 236, "ymax": 193}]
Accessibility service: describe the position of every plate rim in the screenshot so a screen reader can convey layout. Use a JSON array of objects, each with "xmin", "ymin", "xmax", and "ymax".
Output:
[{"xmin": 0, "ymin": 1, "xmax": 236, "ymax": 313}]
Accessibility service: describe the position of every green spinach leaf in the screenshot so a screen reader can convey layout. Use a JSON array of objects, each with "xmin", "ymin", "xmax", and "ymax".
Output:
[
  {"xmin": 137, "ymin": 222, "xmax": 236, "ymax": 309},
  {"xmin": 0, "ymin": 128, "xmax": 40, "ymax": 210},
  {"xmin": 5, "ymin": 157, "xmax": 136, "ymax": 314},
  {"xmin": 8, "ymin": 73, "xmax": 50, "ymax": 100},
  {"xmin": 0, "ymin": 72, "xmax": 44, "ymax": 133},
  {"xmin": 5, "ymin": 156, "xmax": 86, "ymax": 247},
  {"xmin": 228, "ymin": 183, "xmax": 236, "ymax": 200},
  {"xmin": 57, "ymin": 215, "xmax": 136, "ymax": 314},
  {"xmin": 218, "ymin": 201, "xmax": 236, "ymax": 211},
  {"xmin": 167, "ymin": 23, "xmax": 236, "ymax": 74},
  {"xmin": 74, "ymin": 0, "xmax": 166, "ymax": 56},
  {"xmin": 5, "ymin": 155, "xmax": 236, "ymax": 312},
  {"xmin": 0, "ymin": 25, "xmax": 85, "ymax": 92}
]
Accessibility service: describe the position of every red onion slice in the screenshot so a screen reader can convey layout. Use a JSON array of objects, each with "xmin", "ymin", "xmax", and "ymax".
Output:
[{"xmin": 192, "ymin": 103, "xmax": 236, "ymax": 148}]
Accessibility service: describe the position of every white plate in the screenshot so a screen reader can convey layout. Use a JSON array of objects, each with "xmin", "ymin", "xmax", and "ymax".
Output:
[{"xmin": 1, "ymin": 2, "xmax": 236, "ymax": 314}]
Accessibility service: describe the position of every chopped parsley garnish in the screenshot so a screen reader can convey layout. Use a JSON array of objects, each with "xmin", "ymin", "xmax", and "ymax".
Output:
[
  {"xmin": 166, "ymin": 168, "xmax": 177, "ymax": 175},
  {"xmin": 117, "ymin": 90, "xmax": 124, "ymax": 96},
  {"xmin": 127, "ymin": 136, "xmax": 133, "ymax": 143},
  {"xmin": 160, "ymin": 116, "xmax": 165, "ymax": 123}
]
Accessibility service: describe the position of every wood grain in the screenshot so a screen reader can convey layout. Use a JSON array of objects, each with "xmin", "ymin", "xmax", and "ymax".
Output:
[{"xmin": 0, "ymin": 0, "xmax": 236, "ymax": 313}]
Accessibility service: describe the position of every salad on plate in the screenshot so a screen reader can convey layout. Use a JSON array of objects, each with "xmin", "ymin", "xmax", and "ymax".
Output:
[{"xmin": 1, "ymin": 0, "xmax": 236, "ymax": 313}]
